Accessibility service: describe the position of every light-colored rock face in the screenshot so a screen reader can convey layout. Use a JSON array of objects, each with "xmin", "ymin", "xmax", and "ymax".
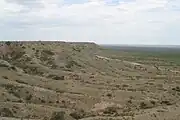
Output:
[
  {"xmin": 0, "ymin": 60, "xmax": 12, "ymax": 67},
  {"xmin": 91, "ymin": 102, "xmax": 122, "ymax": 112}
]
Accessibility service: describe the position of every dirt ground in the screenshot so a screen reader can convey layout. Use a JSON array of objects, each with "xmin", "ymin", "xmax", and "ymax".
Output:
[{"xmin": 0, "ymin": 41, "xmax": 180, "ymax": 120}]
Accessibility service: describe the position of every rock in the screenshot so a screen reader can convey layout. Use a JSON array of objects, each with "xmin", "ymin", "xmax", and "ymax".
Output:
[
  {"xmin": 0, "ymin": 59, "xmax": 23, "ymax": 73},
  {"xmin": 91, "ymin": 102, "xmax": 122, "ymax": 116},
  {"xmin": 0, "ymin": 60, "xmax": 11, "ymax": 67}
]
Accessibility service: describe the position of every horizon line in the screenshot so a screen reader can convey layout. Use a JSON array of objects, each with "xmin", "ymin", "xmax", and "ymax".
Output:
[{"xmin": 0, "ymin": 40, "xmax": 179, "ymax": 46}]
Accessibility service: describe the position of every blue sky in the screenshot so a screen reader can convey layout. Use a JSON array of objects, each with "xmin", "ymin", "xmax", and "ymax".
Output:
[{"xmin": 0, "ymin": 0, "xmax": 180, "ymax": 45}]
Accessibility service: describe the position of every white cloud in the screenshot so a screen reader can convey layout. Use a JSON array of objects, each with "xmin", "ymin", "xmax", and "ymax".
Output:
[{"xmin": 0, "ymin": 0, "xmax": 180, "ymax": 45}]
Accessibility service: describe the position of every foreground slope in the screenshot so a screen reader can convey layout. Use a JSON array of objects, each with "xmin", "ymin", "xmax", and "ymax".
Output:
[{"xmin": 0, "ymin": 42, "xmax": 180, "ymax": 120}]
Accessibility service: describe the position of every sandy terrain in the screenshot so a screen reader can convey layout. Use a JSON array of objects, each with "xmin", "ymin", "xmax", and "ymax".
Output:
[{"xmin": 0, "ymin": 41, "xmax": 180, "ymax": 120}]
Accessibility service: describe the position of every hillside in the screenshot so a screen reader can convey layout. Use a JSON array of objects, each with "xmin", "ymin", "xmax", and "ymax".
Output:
[{"xmin": 0, "ymin": 41, "xmax": 180, "ymax": 120}]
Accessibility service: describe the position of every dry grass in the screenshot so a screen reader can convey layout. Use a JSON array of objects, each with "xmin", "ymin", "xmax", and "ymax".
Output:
[{"xmin": 0, "ymin": 41, "xmax": 180, "ymax": 120}]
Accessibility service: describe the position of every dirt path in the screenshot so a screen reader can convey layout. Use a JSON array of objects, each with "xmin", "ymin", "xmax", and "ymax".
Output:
[{"xmin": 95, "ymin": 55, "xmax": 142, "ymax": 66}]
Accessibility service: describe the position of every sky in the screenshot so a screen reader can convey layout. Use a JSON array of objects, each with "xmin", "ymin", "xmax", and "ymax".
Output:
[{"xmin": 0, "ymin": 0, "xmax": 180, "ymax": 45}]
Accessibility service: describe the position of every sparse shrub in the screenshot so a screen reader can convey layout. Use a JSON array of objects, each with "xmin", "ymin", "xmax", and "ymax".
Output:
[
  {"xmin": 0, "ymin": 108, "xmax": 14, "ymax": 117},
  {"xmin": 15, "ymin": 79, "xmax": 27, "ymax": 84},
  {"xmin": 20, "ymin": 54, "xmax": 32, "ymax": 62},
  {"xmin": 172, "ymin": 86, "xmax": 180, "ymax": 92},
  {"xmin": 1, "ymin": 92, "xmax": 5, "ymax": 96},
  {"xmin": 41, "ymin": 99, "xmax": 46, "ymax": 103},
  {"xmin": 66, "ymin": 60, "xmax": 75, "ymax": 68},
  {"xmin": 161, "ymin": 100, "xmax": 172, "ymax": 105},
  {"xmin": 139, "ymin": 100, "xmax": 155, "ymax": 109},
  {"xmin": 1, "ymin": 84, "xmax": 22, "ymax": 98},
  {"xmin": 150, "ymin": 100, "xmax": 156, "ymax": 105},
  {"xmin": 39, "ymin": 50, "xmax": 56, "ymax": 68},
  {"xmin": 122, "ymin": 84, "xmax": 129, "ymax": 88},
  {"xmin": 115, "ymin": 85, "xmax": 120, "ymax": 88},
  {"xmin": 140, "ymin": 102, "xmax": 147, "ymax": 109},
  {"xmin": 36, "ymin": 49, "xmax": 39, "ymax": 53},
  {"xmin": 69, "ymin": 74, "xmax": 81, "ymax": 80},
  {"xmin": 12, "ymin": 108, "xmax": 16, "ymax": 114},
  {"xmin": 5, "ymin": 41, "xmax": 12, "ymax": 46},
  {"xmin": 42, "ymin": 50, "xmax": 54, "ymax": 55},
  {"xmin": 106, "ymin": 93, "xmax": 112, "ymax": 98},
  {"xmin": 103, "ymin": 106, "xmax": 118, "ymax": 115},
  {"xmin": 61, "ymin": 100, "xmax": 65, "ymax": 103},
  {"xmin": 72, "ymin": 46, "xmax": 81, "ymax": 52},
  {"xmin": 10, "ymin": 66, "xmax": 16, "ymax": 71},
  {"xmin": 66, "ymin": 60, "xmax": 81, "ymax": 68},
  {"xmin": 23, "ymin": 66, "xmax": 44, "ymax": 76},
  {"xmin": 26, "ymin": 94, "xmax": 33, "ymax": 101},
  {"xmin": 50, "ymin": 111, "xmax": 65, "ymax": 120},
  {"xmin": 51, "ymin": 64, "xmax": 58, "ymax": 69},
  {"xmin": 10, "ymin": 46, "xmax": 26, "ymax": 60},
  {"xmin": 2, "ymin": 76, "xmax": 8, "ymax": 79},
  {"xmin": 17, "ymin": 99, "xmax": 23, "ymax": 103},
  {"xmin": 127, "ymin": 99, "xmax": 132, "ymax": 104},
  {"xmin": 47, "ymin": 74, "xmax": 65, "ymax": 80},
  {"xmin": 89, "ymin": 75, "xmax": 94, "ymax": 78},
  {"xmin": 70, "ymin": 109, "xmax": 86, "ymax": 119}
]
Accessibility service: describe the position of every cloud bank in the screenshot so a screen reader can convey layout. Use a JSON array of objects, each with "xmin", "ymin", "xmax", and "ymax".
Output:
[{"xmin": 0, "ymin": 0, "xmax": 180, "ymax": 44}]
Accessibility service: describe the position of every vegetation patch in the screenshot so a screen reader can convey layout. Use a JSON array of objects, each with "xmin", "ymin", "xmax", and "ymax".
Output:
[{"xmin": 0, "ymin": 108, "xmax": 14, "ymax": 117}]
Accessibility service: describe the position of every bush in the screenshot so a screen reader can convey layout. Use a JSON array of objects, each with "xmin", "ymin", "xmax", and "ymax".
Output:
[
  {"xmin": 140, "ymin": 102, "xmax": 147, "ymax": 109},
  {"xmin": 42, "ymin": 50, "xmax": 54, "ymax": 55},
  {"xmin": 161, "ymin": 100, "xmax": 172, "ymax": 105},
  {"xmin": 41, "ymin": 99, "xmax": 46, "ymax": 103},
  {"xmin": 172, "ymin": 86, "xmax": 180, "ymax": 92},
  {"xmin": 139, "ymin": 100, "xmax": 155, "ymax": 109},
  {"xmin": 50, "ymin": 111, "xmax": 65, "ymax": 120},
  {"xmin": 66, "ymin": 60, "xmax": 81, "ymax": 68},
  {"xmin": 5, "ymin": 41, "xmax": 12, "ymax": 46},
  {"xmin": 106, "ymin": 93, "xmax": 112, "ymax": 98},
  {"xmin": 0, "ymin": 108, "xmax": 14, "ymax": 117},
  {"xmin": 1, "ymin": 84, "xmax": 21, "ymax": 98},
  {"xmin": 70, "ymin": 109, "xmax": 86, "ymax": 119},
  {"xmin": 2, "ymin": 76, "xmax": 8, "ymax": 79},
  {"xmin": 26, "ymin": 94, "xmax": 33, "ymax": 101},
  {"xmin": 47, "ymin": 74, "xmax": 65, "ymax": 80},
  {"xmin": 103, "ymin": 106, "xmax": 118, "ymax": 115}
]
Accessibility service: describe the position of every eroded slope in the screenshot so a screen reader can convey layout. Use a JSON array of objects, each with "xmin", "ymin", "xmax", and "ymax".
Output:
[{"xmin": 0, "ymin": 42, "xmax": 180, "ymax": 120}]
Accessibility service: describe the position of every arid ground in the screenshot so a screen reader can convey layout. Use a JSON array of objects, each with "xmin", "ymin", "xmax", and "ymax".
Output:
[{"xmin": 0, "ymin": 41, "xmax": 180, "ymax": 120}]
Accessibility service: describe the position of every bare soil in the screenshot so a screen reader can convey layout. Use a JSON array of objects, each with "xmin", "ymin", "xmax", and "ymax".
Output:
[{"xmin": 0, "ymin": 41, "xmax": 180, "ymax": 120}]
